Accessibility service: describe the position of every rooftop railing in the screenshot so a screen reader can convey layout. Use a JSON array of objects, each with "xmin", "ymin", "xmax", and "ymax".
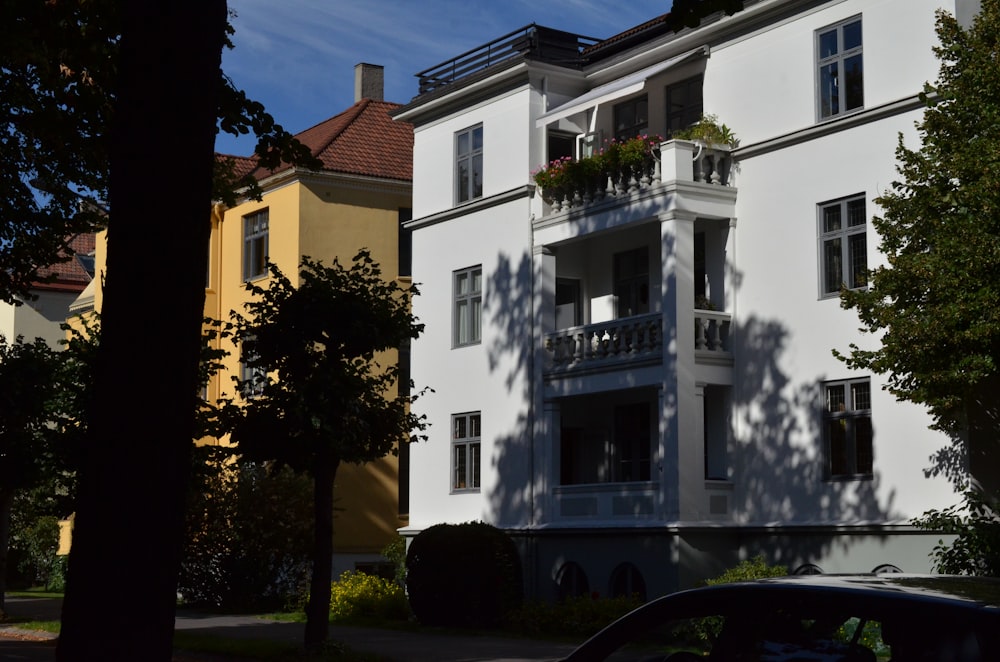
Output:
[{"xmin": 416, "ymin": 25, "xmax": 599, "ymax": 95}]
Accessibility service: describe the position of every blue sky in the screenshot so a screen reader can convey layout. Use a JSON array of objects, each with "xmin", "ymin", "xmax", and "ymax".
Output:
[{"xmin": 216, "ymin": 0, "xmax": 675, "ymax": 156}]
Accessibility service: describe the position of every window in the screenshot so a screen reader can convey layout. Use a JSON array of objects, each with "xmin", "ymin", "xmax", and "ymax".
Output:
[
  {"xmin": 398, "ymin": 207, "xmax": 412, "ymax": 278},
  {"xmin": 239, "ymin": 337, "xmax": 265, "ymax": 399},
  {"xmin": 613, "ymin": 403, "xmax": 651, "ymax": 482},
  {"xmin": 818, "ymin": 194, "xmax": 867, "ymax": 296},
  {"xmin": 817, "ymin": 17, "xmax": 863, "ymax": 120},
  {"xmin": 556, "ymin": 561, "xmax": 590, "ymax": 601},
  {"xmin": 243, "ymin": 209, "xmax": 269, "ymax": 281},
  {"xmin": 455, "ymin": 125, "xmax": 483, "ymax": 203},
  {"xmin": 610, "ymin": 562, "xmax": 647, "ymax": 601},
  {"xmin": 824, "ymin": 378, "xmax": 873, "ymax": 478},
  {"xmin": 452, "ymin": 412, "xmax": 481, "ymax": 491},
  {"xmin": 665, "ymin": 75, "xmax": 704, "ymax": 137},
  {"xmin": 614, "ymin": 247, "xmax": 649, "ymax": 318},
  {"xmin": 614, "ymin": 95, "xmax": 648, "ymax": 141},
  {"xmin": 453, "ymin": 266, "xmax": 482, "ymax": 346}
]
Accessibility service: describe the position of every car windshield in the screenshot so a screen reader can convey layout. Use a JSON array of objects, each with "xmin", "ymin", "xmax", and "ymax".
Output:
[{"xmin": 591, "ymin": 602, "xmax": 988, "ymax": 661}]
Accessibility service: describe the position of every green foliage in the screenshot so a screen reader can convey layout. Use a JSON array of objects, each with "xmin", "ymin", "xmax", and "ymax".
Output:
[
  {"xmin": 328, "ymin": 571, "xmax": 410, "ymax": 622},
  {"xmin": 226, "ymin": 251, "xmax": 428, "ymax": 472},
  {"xmin": 531, "ymin": 135, "xmax": 663, "ymax": 201},
  {"xmin": 690, "ymin": 555, "xmax": 787, "ymax": 644},
  {"xmin": 405, "ymin": 522, "xmax": 523, "ymax": 628},
  {"xmin": 505, "ymin": 594, "xmax": 642, "ymax": 638},
  {"xmin": 12, "ymin": 516, "xmax": 64, "ymax": 591},
  {"xmin": 381, "ymin": 536, "xmax": 407, "ymax": 589},
  {"xmin": 836, "ymin": 2, "xmax": 1000, "ymax": 438},
  {"xmin": 704, "ymin": 554, "xmax": 787, "ymax": 586},
  {"xmin": 179, "ymin": 447, "xmax": 314, "ymax": 611},
  {"xmin": 672, "ymin": 114, "xmax": 739, "ymax": 147},
  {"xmin": 913, "ymin": 487, "xmax": 1000, "ymax": 576}
]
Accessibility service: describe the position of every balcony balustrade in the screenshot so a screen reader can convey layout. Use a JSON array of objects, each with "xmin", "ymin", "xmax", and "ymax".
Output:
[
  {"xmin": 544, "ymin": 308, "xmax": 732, "ymax": 371},
  {"xmin": 538, "ymin": 140, "xmax": 734, "ymax": 215}
]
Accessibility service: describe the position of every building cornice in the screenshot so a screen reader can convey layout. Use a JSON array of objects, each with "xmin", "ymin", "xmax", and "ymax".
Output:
[
  {"xmin": 734, "ymin": 94, "xmax": 925, "ymax": 161},
  {"xmin": 403, "ymin": 185, "xmax": 533, "ymax": 230}
]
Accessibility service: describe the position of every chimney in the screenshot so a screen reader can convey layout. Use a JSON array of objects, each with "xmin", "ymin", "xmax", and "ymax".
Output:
[{"xmin": 354, "ymin": 63, "xmax": 384, "ymax": 102}]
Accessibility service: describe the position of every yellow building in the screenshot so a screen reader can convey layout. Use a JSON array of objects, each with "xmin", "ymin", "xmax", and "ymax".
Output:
[{"xmin": 208, "ymin": 63, "xmax": 413, "ymax": 576}]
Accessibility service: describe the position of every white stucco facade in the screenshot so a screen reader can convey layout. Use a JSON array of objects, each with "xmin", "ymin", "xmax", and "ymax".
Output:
[{"xmin": 397, "ymin": 0, "xmax": 976, "ymax": 600}]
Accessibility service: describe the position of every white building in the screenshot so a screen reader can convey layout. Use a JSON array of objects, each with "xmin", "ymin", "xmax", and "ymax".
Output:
[{"xmin": 394, "ymin": 0, "xmax": 982, "ymax": 601}]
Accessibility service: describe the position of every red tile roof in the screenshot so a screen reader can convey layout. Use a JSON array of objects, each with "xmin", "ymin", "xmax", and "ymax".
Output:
[
  {"xmin": 220, "ymin": 99, "xmax": 413, "ymax": 184},
  {"xmin": 33, "ymin": 232, "xmax": 95, "ymax": 293}
]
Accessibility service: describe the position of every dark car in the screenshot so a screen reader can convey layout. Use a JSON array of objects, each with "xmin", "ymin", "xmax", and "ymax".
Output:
[{"xmin": 560, "ymin": 574, "xmax": 1000, "ymax": 661}]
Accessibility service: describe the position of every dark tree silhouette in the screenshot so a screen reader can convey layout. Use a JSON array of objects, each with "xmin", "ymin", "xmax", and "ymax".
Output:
[{"xmin": 227, "ymin": 253, "xmax": 428, "ymax": 648}]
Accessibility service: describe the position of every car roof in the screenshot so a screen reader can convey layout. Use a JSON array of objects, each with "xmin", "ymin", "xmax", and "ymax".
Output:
[{"xmin": 692, "ymin": 573, "xmax": 1000, "ymax": 609}]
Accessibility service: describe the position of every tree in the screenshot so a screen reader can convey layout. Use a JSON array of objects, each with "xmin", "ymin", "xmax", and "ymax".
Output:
[
  {"xmin": 837, "ymin": 2, "xmax": 1000, "ymax": 572},
  {"xmin": 226, "ymin": 253, "xmax": 427, "ymax": 648},
  {"xmin": 0, "ymin": 337, "xmax": 63, "ymax": 615},
  {"xmin": 0, "ymin": 1, "xmax": 320, "ymax": 657}
]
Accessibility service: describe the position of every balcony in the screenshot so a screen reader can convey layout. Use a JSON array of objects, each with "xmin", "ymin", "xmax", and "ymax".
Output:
[
  {"xmin": 535, "ymin": 139, "xmax": 734, "ymax": 217},
  {"xmin": 544, "ymin": 309, "xmax": 732, "ymax": 373}
]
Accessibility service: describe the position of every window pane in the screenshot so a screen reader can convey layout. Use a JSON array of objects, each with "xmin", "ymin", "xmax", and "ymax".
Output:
[
  {"xmin": 456, "ymin": 131, "xmax": 469, "ymax": 154},
  {"xmin": 843, "ymin": 20, "xmax": 862, "ymax": 50},
  {"xmin": 471, "ymin": 269, "xmax": 482, "ymax": 293},
  {"xmin": 470, "ymin": 298, "xmax": 482, "ymax": 342},
  {"xmin": 824, "ymin": 237, "xmax": 843, "ymax": 294},
  {"xmin": 855, "ymin": 415, "xmax": 873, "ymax": 473},
  {"xmin": 844, "ymin": 54, "xmax": 864, "ymax": 111},
  {"xmin": 851, "ymin": 381, "xmax": 871, "ymax": 410},
  {"xmin": 456, "ymin": 272, "xmax": 468, "ymax": 295},
  {"xmin": 472, "ymin": 153, "xmax": 483, "ymax": 198},
  {"xmin": 828, "ymin": 419, "xmax": 848, "ymax": 475},
  {"xmin": 454, "ymin": 445, "xmax": 467, "ymax": 488},
  {"xmin": 820, "ymin": 62, "xmax": 839, "ymax": 117},
  {"xmin": 847, "ymin": 199, "xmax": 866, "ymax": 226},
  {"xmin": 848, "ymin": 233, "xmax": 867, "ymax": 289},
  {"xmin": 819, "ymin": 29, "xmax": 839, "ymax": 58},
  {"xmin": 457, "ymin": 161, "xmax": 470, "ymax": 202},
  {"xmin": 826, "ymin": 384, "xmax": 846, "ymax": 413},
  {"xmin": 472, "ymin": 126, "xmax": 483, "ymax": 149},
  {"xmin": 470, "ymin": 442, "xmax": 481, "ymax": 488},
  {"xmin": 470, "ymin": 413, "xmax": 481, "ymax": 437},
  {"xmin": 823, "ymin": 204, "xmax": 842, "ymax": 233},
  {"xmin": 454, "ymin": 415, "xmax": 467, "ymax": 439},
  {"xmin": 456, "ymin": 300, "xmax": 469, "ymax": 344}
]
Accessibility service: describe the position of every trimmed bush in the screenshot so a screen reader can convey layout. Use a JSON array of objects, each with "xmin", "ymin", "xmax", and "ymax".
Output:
[
  {"xmin": 505, "ymin": 594, "xmax": 642, "ymax": 638},
  {"xmin": 406, "ymin": 521, "xmax": 523, "ymax": 628},
  {"xmin": 329, "ymin": 570, "xmax": 410, "ymax": 622}
]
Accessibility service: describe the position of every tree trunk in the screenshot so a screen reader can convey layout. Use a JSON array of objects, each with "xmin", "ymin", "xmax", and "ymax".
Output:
[
  {"xmin": 304, "ymin": 454, "xmax": 340, "ymax": 648},
  {"xmin": 56, "ymin": 3, "xmax": 226, "ymax": 660},
  {"xmin": 0, "ymin": 488, "xmax": 14, "ymax": 617}
]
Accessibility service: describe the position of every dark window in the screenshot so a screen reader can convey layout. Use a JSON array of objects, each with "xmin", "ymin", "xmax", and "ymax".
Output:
[
  {"xmin": 610, "ymin": 562, "xmax": 647, "ymax": 601},
  {"xmin": 817, "ymin": 18, "xmax": 863, "ymax": 119},
  {"xmin": 456, "ymin": 125, "xmax": 483, "ymax": 203},
  {"xmin": 819, "ymin": 194, "xmax": 867, "ymax": 296},
  {"xmin": 242, "ymin": 209, "xmax": 269, "ymax": 282},
  {"xmin": 824, "ymin": 378, "xmax": 873, "ymax": 478},
  {"xmin": 614, "ymin": 95, "xmax": 648, "ymax": 141},
  {"xmin": 665, "ymin": 75, "xmax": 704, "ymax": 136},
  {"xmin": 556, "ymin": 562, "xmax": 590, "ymax": 601},
  {"xmin": 398, "ymin": 207, "xmax": 412, "ymax": 278},
  {"xmin": 614, "ymin": 247, "xmax": 649, "ymax": 318},
  {"xmin": 452, "ymin": 412, "xmax": 481, "ymax": 491}
]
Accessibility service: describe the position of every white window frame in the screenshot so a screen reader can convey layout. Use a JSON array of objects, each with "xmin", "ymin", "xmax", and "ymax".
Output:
[
  {"xmin": 455, "ymin": 124, "xmax": 483, "ymax": 203},
  {"xmin": 451, "ymin": 412, "xmax": 481, "ymax": 492},
  {"xmin": 242, "ymin": 209, "xmax": 269, "ymax": 282},
  {"xmin": 818, "ymin": 194, "xmax": 867, "ymax": 298},
  {"xmin": 823, "ymin": 377, "xmax": 873, "ymax": 479},
  {"xmin": 453, "ymin": 265, "xmax": 482, "ymax": 347},
  {"xmin": 816, "ymin": 16, "xmax": 864, "ymax": 121}
]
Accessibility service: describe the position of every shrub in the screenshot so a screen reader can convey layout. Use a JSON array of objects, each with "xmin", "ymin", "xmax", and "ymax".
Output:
[
  {"xmin": 178, "ymin": 448, "xmax": 313, "ymax": 612},
  {"xmin": 406, "ymin": 521, "xmax": 523, "ymax": 628},
  {"xmin": 691, "ymin": 555, "xmax": 788, "ymax": 644},
  {"xmin": 381, "ymin": 535, "xmax": 407, "ymax": 588},
  {"xmin": 328, "ymin": 570, "xmax": 410, "ymax": 622},
  {"xmin": 505, "ymin": 593, "xmax": 642, "ymax": 638},
  {"xmin": 672, "ymin": 114, "xmax": 738, "ymax": 147}
]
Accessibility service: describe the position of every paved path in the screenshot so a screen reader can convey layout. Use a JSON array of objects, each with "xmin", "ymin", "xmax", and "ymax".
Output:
[{"xmin": 0, "ymin": 597, "xmax": 579, "ymax": 661}]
